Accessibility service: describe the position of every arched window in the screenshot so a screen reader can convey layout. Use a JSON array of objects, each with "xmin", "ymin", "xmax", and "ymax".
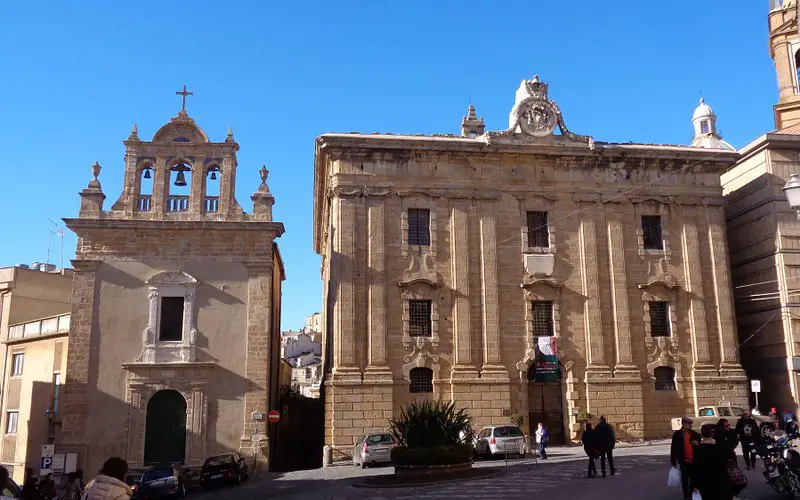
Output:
[
  {"xmin": 138, "ymin": 166, "xmax": 154, "ymax": 212},
  {"xmin": 204, "ymin": 166, "xmax": 220, "ymax": 213},
  {"xmin": 654, "ymin": 366, "xmax": 676, "ymax": 392},
  {"xmin": 168, "ymin": 163, "xmax": 192, "ymax": 212},
  {"xmin": 409, "ymin": 367, "xmax": 433, "ymax": 393}
]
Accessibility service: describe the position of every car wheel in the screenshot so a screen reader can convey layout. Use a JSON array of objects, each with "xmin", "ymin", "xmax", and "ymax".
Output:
[
  {"xmin": 361, "ymin": 461, "xmax": 367, "ymax": 469},
  {"xmin": 762, "ymin": 423, "xmax": 775, "ymax": 438}
]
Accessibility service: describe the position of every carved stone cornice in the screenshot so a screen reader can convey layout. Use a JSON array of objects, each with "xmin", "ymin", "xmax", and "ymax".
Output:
[
  {"xmin": 328, "ymin": 186, "xmax": 363, "ymax": 198},
  {"xmin": 521, "ymin": 275, "xmax": 564, "ymax": 289},
  {"xmin": 243, "ymin": 261, "xmax": 275, "ymax": 272},
  {"xmin": 363, "ymin": 186, "xmax": 392, "ymax": 197},
  {"xmin": 628, "ymin": 195, "xmax": 674, "ymax": 205},
  {"xmin": 399, "ymin": 253, "xmax": 442, "ymax": 288},
  {"xmin": 70, "ymin": 259, "xmax": 102, "ymax": 272},
  {"xmin": 573, "ymin": 193, "xmax": 602, "ymax": 204},
  {"xmin": 514, "ymin": 193, "xmax": 558, "ymax": 204},
  {"xmin": 637, "ymin": 274, "xmax": 680, "ymax": 290}
]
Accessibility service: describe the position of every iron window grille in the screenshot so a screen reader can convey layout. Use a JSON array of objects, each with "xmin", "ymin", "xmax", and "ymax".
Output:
[
  {"xmin": 527, "ymin": 211, "xmax": 550, "ymax": 248},
  {"xmin": 650, "ymin": 301, "xmax": 670, "ymax": 337},
  {"xmin": 407, "ymin": 209, "xmax": 431, "ymax": 246},
  {"xmin": 654, "ymin": 366, "xmax": 677, "ymax": 391},
  {"xmin": 409, "ymin": 300, "xmax": 432, "ymax": 337},
  {"xmin": 642, "ymin": 215, "xmax": 664, "ymax": 250},
  {"xmin": 409, "ymin": 367, "xmax": 434, "ymax": 393},
  {"xmin": 531, "ymin": 301, "xmax": 554, "ymax": 337}
]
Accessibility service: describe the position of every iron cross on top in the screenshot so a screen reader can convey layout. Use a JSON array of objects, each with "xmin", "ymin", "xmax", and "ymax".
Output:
[{"xmin": 176, "ymin": 85, "xmax": 193, "ymax": 113}]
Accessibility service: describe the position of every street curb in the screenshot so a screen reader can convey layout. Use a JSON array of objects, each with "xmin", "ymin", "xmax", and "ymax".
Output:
[{"xmin": 351, "ymin": 469, "xmax": 503, "ymax": 489}]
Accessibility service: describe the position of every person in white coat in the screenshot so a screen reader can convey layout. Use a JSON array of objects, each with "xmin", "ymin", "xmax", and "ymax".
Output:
[{"xmin": 82, "ymin": 457, "xmax": 132, "ymax": 500}]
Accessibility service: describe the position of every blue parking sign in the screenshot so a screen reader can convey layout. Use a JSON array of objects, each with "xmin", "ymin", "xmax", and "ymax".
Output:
[{"xmin": 40, "ymin": 456, "xmax": 52, "ymax": 469}]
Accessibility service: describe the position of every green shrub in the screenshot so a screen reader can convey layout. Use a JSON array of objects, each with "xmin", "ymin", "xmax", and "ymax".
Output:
[
  {"xmin": 390, "ymin": 400, "xmax": 473, "ymax": 449},
  {"xmin": 577, "ymin": 409, "xmax": 592, "ymax": 423},
  {"xmin": 391, "ymin": 444, "xmax": 473, "ymax": 466},
  {"xmin": 510, "ymin": 413, "xmax": 524, "ymax": 428}
]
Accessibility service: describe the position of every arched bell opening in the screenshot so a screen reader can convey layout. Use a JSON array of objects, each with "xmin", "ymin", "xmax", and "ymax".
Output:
[
  {"xmin": 137, "ymin": 165, "xmax": 154, "ymax": 212},
  {"xmin": 204, "ymin": 166, "xmax": 220, "ymax": 213},
  {"xmin": 167, "ymin": 162, "xmax": 192, "ymax": 213}
]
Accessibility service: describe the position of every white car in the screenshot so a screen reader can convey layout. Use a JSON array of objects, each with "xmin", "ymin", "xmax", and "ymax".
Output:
[
  {"xmin": 474, "ymin": 425, "xmax": 526, "ymax": 458},
  {"xmin": 352, "ymin": 432, "xmax": 396, "ymax": 468}
]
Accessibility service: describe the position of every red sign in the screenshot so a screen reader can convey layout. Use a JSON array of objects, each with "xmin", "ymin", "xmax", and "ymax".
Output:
[{"xmin": 268, "ymin": 410, "xmax": 280, "ymax": 423}]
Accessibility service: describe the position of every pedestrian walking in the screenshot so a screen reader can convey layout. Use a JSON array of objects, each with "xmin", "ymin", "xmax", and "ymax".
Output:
[
  {"xmin": 714, "ymin": 418, "xmax": 739, "ymax": 461},
  {"xmin": 692, "ymin": 424, "xmax": 733, "ymax": 500},
  {"xmin": 734, "ymin": 409, "xmax": 760, "ymax": 470},
  {"xmin": 37, "ymin": 474, "xmax": 56, "ymax": 500},
  {"xmin": 65, "ymin": 470, "xmax": 85, "ymax": 500},
  {"xmin": 769, "ymin": 407, "xmax": 781, "ymax": 430},
  {"xmin": 20, "ymin": 477, "xmax": 43, "ymax": 500},
  {"xmin": 82, "ymin": 457, "xmax": 132, "ymax": 500},
  {"xmin": 594, "ymin": 416, "xmax": 616, "ymax": 477},
  {"xmin": 535, "ymin": 422, "xmax": 549, "ymax": 460},
  {"xmin": 581, "ymin": 423, "xmax": 599, "ymax": 478},
  {"xmin": 671, "ymin": 416, "xmax": 700, "ymax": 500}
]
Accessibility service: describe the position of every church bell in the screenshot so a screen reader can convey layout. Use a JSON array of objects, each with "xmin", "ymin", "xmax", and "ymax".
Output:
[
  {"xmin": 174, "ymin": 170, "xmax": 187, "ymax": 187},
  {"xmin": 210, "ymin": 171, "xmax": 217, "ymax": 180},
  {"xmin": 143, "ymin": 168, "xmax": 151, "ymax": 179}
]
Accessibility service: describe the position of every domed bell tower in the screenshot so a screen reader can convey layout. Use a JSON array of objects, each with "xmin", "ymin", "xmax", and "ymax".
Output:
[{"xmin": 770, "ymin": 0, "xmax": 800, "ymax": 129}]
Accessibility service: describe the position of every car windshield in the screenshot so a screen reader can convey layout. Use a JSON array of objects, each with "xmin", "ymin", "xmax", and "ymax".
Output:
[
  {"xmin": 730, "ymin": 407, "xmax": 745, "ymax": 417},
  {"xmin": 205, "ymin": 455, "xmax": 235, "ymax": 466},
  {"xmin": 494, "ymin": 426, "xmax": 523, "ymax": 437},
  {"xmin": 718, "ymin": 407, "xmax": 732, "ymax": 417},
  {"xmin": 142, "ymin": 469, "xmax": 173, "ymax": 482},
  {"xmin": 699, "ymin": 408, "xmax": 714, "ymax": 417},
  {"xmin": 367, "ymin": 434, "xmax": 393, "ymax": 445}
]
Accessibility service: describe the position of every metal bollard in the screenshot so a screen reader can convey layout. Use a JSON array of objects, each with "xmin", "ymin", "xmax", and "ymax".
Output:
[{"xmin": 322, "ymin": 445, "xmax": 332, "ymax": 468}]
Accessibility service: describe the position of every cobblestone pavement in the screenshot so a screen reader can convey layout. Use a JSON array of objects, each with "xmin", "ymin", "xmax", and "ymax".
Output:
[{"xmin": 190, "ymin": 444, "xmax": 777, "ymax": 499}]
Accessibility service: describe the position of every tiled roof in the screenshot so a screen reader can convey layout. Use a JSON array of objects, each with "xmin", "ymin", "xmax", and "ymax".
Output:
[{"xmin": 774, "ymin": 123, "xmax": 800, "ymax": 135}]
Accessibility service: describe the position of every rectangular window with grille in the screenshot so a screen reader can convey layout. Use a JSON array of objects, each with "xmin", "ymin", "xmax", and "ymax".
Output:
[
  {"xmin": 409, "ymin": 300, "xmax": 432, "ymax": 337},
  {"xmin": 527, "ymin": 211, "xmax": 550, "ymax": 249},
  {"xmin": 650, "ymin": 301, "xmax": 670, "ymax": 337},
  {"xmin": 409, "ymin": 367, "xmax": 433, "ymax": 393},
  {"xmin": 11, "ymin": 353, "xmax": 23, "ymax": 377},
  {"xmin": 654, "ymin": 367, "xmax": 677, "ymax": 391},
  {"xmin": 531, "ymin": 301, "xmax": 554, "ymax": 337},
  {"xmin": 642, "ymin": 215, "xmax": 663, "ymax": 250},
  {"xmin": 5, "ymin": 412, "xmax": 18, "ymax": 435},
  {"xmin": 407, "ymin": 209, "xmax": 431, "ymax": 246}
]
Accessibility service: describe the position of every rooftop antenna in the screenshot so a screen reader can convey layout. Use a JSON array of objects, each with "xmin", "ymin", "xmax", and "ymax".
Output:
[{"xmin": 46, "ymin": 218, "xmax": 64, "ymax": 270}]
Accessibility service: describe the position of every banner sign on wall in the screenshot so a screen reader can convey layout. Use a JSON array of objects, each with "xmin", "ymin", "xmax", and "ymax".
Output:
[{"xmin": 532, "ymin": 336, "xmax": 560, "ymax": 382}]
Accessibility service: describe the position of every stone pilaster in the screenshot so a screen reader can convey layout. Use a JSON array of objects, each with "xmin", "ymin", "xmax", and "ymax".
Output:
[
  {"xmin": 680, "ymin": 208, "xmax": 713, "ymax": 370},
  {"xmin": 189, "ymin": 158, "xmax": 204, "ymax": 214},
  {"xmin": 479, "ymin": 200, "xmax": 507, "ymax": 378},
  {"xmin": 606, "ymin": 209, "xmax": 638, "ymax": 374},
  {"xmin": 577, "ymin": 199, "xmax": 610, "ymax": 374},
  {"xmin": 705, "ymin": 204, "xmax": 747, "ymax": 377},
  {"xmin": 450, "ymin": 199, "xmax": 477, "ymax": 377},
  {"xmin": 364, "ymin": 195, "xmax": 392, "ymax": 380},
  {"xmin": 58, "ymin": 260, "xmax": 101, "ymax": 468},
  {"xmin": 332, "ymin": 195, "xmax": 361, "ymax": 380},
  {"xmin": 152, "ymin": 157, "xmax": 168, "ymax": 216},
  {"xmin": 241, "ymin": 262, "xmax": 272, "ymax": 466}
]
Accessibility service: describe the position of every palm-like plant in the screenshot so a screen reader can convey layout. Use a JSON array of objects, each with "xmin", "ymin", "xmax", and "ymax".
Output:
[{"xmin": 390, "ymin": 400, "xmax": 473, "ymax": 449}]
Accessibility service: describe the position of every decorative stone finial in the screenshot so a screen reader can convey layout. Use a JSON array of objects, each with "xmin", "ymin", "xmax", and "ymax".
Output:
[
  {"xmin": 461, "ymin": 103, "xmax": 485, "ymax": 137},
  {"xmin": 128, "ymin": 123, "xmax": 139, "ymax": 142},
  {"xmin": 88, "ymin": 161, "xmax": 102, "ymax": 188},
  {"xmin": 226, "ymin": 127, "xmax": 235, "ymax": 143},
  {"xmin": 258, "ymin": 166, "xmax": 271, "ymax": 193},
  {"xmin": 252, "ymin": 165, "xmax": 275, "ymax": 221}
]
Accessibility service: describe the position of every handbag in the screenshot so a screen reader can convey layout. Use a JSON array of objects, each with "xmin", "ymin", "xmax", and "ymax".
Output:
[{"xmin": 727, "ymin": 459, "xmax": 748, "ymax": 486}]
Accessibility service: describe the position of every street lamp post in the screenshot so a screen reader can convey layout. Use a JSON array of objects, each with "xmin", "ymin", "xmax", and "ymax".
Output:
[{"xmin": 783, "ymin": 174, "xmax": 800, "ymax": 219}]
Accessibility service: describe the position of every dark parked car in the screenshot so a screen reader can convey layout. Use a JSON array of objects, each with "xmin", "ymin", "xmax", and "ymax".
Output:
[
  {"xmin": 132, "ymin": 464, "xmax": 188, "ymax": 499},
  {"xmin": 200, "ymin": 454, "xmax": 248, "ymax": 489}
]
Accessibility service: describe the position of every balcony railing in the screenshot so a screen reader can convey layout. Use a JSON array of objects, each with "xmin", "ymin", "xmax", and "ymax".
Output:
[
  {"xmin": 8, "ymin": 313, "xmax": 70, "ymax": 341},
  {"xmin": 167, "ymin": 195, "xmax": 190, "ymax": 213},
  {"xmin": 137, "ymin": 195, "xmax": 152, "ymax": 212},
  {"xmin": 204, "ymin": 196, "xmax": 219, "ymax": 213}
]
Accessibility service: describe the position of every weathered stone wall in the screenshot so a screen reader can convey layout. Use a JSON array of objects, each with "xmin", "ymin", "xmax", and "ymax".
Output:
[{"xmin": 317, "ymin": 138, "xmax": 748, "ymax": 454}]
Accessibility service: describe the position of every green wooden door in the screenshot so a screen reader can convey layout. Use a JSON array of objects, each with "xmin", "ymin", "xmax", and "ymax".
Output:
[{"xmin": 143, "ymin": 390, "xmax": 187, "ymax": 465}]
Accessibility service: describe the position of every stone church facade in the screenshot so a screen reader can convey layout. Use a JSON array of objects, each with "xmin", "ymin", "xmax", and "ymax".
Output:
[
  {"xmin": 313, "ymin": 76, "xmax": 749, "ymax": 451},
  {"xmin": 58, "ymin": 104, "xmax": 285, "ymax": 473}
]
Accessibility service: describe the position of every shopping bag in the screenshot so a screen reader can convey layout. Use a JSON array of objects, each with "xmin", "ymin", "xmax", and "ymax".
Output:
[
  {"xmin": 727, "ymin": 459, "xmax": 748, "ymax": 486},
  {"xmin": 692, "ymin": 491, "xmax": 703, "ymax": 500},
  {"xmin": 667, "ymin": 466, "xmax": 681, "ymax": 487}
]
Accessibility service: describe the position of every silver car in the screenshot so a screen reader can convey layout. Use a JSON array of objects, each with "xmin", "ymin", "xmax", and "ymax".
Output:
[
  {"xmin": 352, "ymin": 432, "xmax": 396, "ymax": 468},
  {"xmin": 474, "ymin": 425, "xmax": 526, "ymax": 458}
]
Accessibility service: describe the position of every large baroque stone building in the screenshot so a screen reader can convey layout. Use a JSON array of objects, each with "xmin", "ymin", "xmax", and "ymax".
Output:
[
  {"xmin": 57, "ymin": 101, "xmax": 286, "ymax": 473},
  {"xmin": 313, "ymin": 76, "xmax": 749, "ymax": 451},
  {"xmin": 722, "ymin": 0, "xmax": 800, "ymax": 412}
]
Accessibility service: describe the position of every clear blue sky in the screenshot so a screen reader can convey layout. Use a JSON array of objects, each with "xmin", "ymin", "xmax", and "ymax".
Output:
[{"xmin": 0, "ymin": 1, "xmax": 778, "ymax": 330}]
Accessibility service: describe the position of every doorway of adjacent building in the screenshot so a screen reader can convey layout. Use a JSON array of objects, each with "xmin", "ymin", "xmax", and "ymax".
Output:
[
  {"xmin": 143, "ymin": 390, "xmax": 187, "ymax": 465},
  {"xmin": 528, "ymin": 363, "xmax": 565, "ymax": 445}
]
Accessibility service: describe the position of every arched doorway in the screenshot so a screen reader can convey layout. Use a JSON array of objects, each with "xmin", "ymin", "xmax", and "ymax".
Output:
[
  {"xmin": 143, "ymin": 390, "xmax": 187, "ymax": 465},
  {"xmin": 527, "ymin": 359, "xmax": 565, "ymax": 445}
]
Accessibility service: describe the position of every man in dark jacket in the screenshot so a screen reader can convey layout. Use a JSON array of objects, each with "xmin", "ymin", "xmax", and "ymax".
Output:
[
  {"xmin": 692, "ymin": 424, "xmax": 732, "ymax": 500},
  {"xmin": 671, "ymin": 416, "xmax": 701, "ymax": 500},
  {"xmin": 581, "ymin": 423, "xmax": 599, "ymax": 478},
  {"xmin": 735, "ymin": 409, "xmax": 761, "ymax": 470},
  {"xmin": 594, "ymin": 416, "xmax": 616, "ymax": 477}
]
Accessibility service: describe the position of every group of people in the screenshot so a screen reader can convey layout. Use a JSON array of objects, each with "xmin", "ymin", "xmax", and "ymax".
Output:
[
  {"xmin": 669, "ymin": 410, "xmax": 765, "ymax": 500},
  {"xmin": 580, "ymin": 416, "xmax": 617, "ymax": 478},
  {"xmin": 0, "ymin": 456, "xmax": 133, "ymax": 500}
]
